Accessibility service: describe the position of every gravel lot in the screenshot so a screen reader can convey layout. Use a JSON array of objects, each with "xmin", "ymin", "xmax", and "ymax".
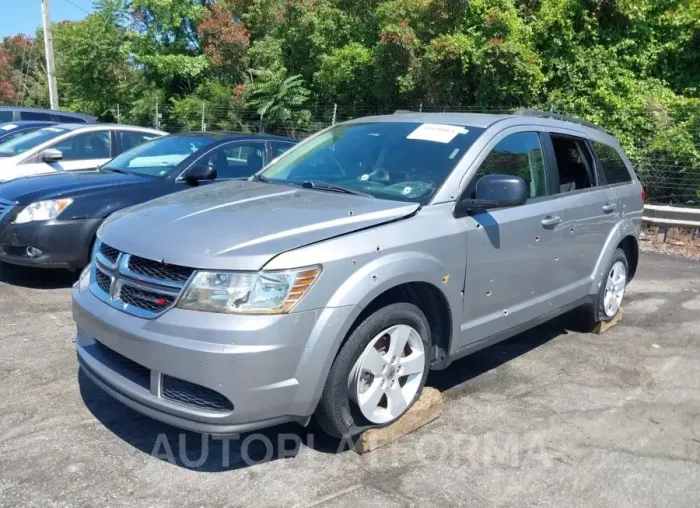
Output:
[{"xmin": 1, "ymin": 252, "xmax": 699, "ymax": 507}]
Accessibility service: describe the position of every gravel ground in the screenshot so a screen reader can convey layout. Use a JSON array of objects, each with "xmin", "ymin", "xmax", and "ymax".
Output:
[{"xmin": 0, "ymin": 252, "xmax": 699, "ymax": 507}]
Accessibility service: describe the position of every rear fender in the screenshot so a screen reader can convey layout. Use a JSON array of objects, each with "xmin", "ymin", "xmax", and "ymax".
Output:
[{"xmin": 588, "ymin": 218, "xmax": 640, "ymax": 295}]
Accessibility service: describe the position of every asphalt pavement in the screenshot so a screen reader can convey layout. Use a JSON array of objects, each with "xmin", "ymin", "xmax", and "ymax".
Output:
[{"xmin": 0, "ymin": 252, "xmax": 699, "ymax": 507}]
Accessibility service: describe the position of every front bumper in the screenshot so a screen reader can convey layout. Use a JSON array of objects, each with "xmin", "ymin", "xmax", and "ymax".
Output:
[
  {"xmin": 0, "ymin": 218, "xmax": 100, "ymax": 269},
  {"xmin": 72, "ymin": 271, "xmax": 358, "ymax": 435}
]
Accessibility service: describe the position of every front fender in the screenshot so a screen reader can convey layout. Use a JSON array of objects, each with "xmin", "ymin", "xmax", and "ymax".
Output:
[
  {"xmin": 326, "ymin": 250, "xmax": 457, "ymax": 311},
  {"xmin": 289, "ymin": 251, "xmax": 460, "ymax": 416}
]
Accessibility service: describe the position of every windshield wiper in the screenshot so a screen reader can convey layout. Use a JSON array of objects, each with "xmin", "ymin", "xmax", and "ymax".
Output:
[
  {"xmin": 251, "ymin": 174, "xmax": 269, "ymax": 183},
  {"xmin": 300, "ymin": 180, "xmax": 374, "ymax": 198},
  {"xmin": 101, "ymin": 167, "xmax": 130, "ymax": 175}
]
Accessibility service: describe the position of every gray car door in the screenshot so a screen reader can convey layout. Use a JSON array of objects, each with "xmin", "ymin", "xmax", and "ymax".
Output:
[
  {"xmin": 543, "ymin": 132, "xmax": 619, "ymax": 303},
  {"xmin": 458, "ymin": 129, "xmax": 566, "ymax": 349}
]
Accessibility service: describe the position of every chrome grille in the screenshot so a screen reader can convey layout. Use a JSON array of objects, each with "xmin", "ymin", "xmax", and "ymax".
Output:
[
  {"xmin": 127, "ymin": 255, "xmax": 194, "ymax": 284},
  {"xmin": 119, "ymin": 285, "xmax": 175, "ymax": 313},
  {"xmin": 89, "ymin": 240, "xmax": 191, "ymax": 318}
]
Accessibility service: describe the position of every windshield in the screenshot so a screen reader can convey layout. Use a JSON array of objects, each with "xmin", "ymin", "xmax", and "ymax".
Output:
[
  {"xmin": 259, "ymin": 122, "xmax": 485, "ymax": 204},
  {"xmin": 0, "ymin": 126, "xmax": 69, "ymax": 157},
  {"xmin": 102, "ymin": 135, "xmax": 218, "ymax": 177}
]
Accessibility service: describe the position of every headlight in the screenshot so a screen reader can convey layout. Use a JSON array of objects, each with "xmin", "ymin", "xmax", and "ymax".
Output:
[
  {"xmin": 14, "ymin": 199, "xmax": 73, "ymax": 224},
  {"xmin": 178, "ymin": 266, "xmax": 321, "ymax": 314}
]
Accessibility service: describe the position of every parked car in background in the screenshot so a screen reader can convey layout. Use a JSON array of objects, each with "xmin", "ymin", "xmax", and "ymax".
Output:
[
  {"xmin": 72, "ymin": 111, "xmax": 643, "ymax": 437},
  {"xmin": 0, "ymin": 106, "xmax": 96, "ymax": 124},
  {"xmin": 0, "ymin": 132, "xmax": 295, "ymax": 270},
  {"xmin": 0, "ymin": 124, "xmax": 165, "ymax": 183},
  {"xmin": 0, "ymin": 121, "xmax": 58, "ymax": 143}
]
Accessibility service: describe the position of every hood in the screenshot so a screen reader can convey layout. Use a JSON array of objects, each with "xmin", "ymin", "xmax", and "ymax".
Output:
[
  {"xmin": 100, "ymin": 180, "xmax": 419, "ymax": 271},
  {"xmin": 0, "ymin": 170, "xmax": 151, "ymax": 204}
]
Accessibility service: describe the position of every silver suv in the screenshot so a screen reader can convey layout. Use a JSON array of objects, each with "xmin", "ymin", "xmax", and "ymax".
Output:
[{"xmin": 72, "ymin": 111, "xmax": 644, "ymax": 437}]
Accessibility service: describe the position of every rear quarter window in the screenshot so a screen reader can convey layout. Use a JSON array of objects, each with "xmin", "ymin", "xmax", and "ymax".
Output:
[
  {"xmin": 593, "ymin": 141, "xmax": 632, "ymax": 185},
  {"xmin": 20, "ymin": 111, "xmax": 53, "ymax": 121},
  {"xmin": 56, "ymin": 114, "xmax": 87, "ymax": 123}
]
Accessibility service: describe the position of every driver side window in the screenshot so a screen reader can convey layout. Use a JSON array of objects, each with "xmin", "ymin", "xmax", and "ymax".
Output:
[
  {"xmin": 50, "ymin": 131, "xmax": 111, "ymax": 161},
  {"xmin": 200, "ymin": 142, "xmax": 266, "ymax": 180},
  {"xmin": 468, "ymin": 132, "xmax": 547, "ymax": 199}
]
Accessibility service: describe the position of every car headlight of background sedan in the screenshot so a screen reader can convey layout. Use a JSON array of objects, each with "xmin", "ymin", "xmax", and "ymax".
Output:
[
  {"xmin": 178, "ymin": 266, "xmax": 321, "ymax": 314},
  {"xmin": 14, "ymin": 199, "xmax": 73, "ymax": 224}
]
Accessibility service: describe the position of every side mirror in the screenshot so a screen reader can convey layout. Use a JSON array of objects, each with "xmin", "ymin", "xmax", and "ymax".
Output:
[
  {"xmin": 185, "ymin": 165, "xmax": 217, "ymax": 186},
  {"xmin": 40, "ymin": 148, "xmax": 63, "ymax": 163},
  {"xmin": 456, "ymin": 174, "xmax": 528, "ymax": 216}
]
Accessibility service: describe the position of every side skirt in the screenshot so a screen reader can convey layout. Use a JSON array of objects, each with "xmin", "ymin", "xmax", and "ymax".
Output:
[{"xmin": 430, "ymin": 296, "xmax": 591, "ymax": 370}]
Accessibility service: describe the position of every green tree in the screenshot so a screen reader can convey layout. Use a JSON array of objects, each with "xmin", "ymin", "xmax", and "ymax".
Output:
[
  {"xmin": 246, "ymin": 70, "xmax": 310, "ymax": 135},
  {"xmin": 53, "ymin": 0, "xmax": 135, "ymax": 118}
]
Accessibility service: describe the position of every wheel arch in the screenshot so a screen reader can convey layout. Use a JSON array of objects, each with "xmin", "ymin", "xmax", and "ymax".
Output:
[
  {"xmin": 618, "ymin": 235, "xmax": 639, "ymax": 281},
  {"xmin": 347, "ymin": 281, "xmax": 453, "ymax": 367},
  {"xmin": 588, "ymin": 218, "xmax": 641, "ymax": 294}
]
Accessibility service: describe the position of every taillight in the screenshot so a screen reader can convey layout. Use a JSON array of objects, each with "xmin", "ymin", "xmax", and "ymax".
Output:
[{"xmin": 641, "ymin": 186, "xmax": 646, "ymax": 203}]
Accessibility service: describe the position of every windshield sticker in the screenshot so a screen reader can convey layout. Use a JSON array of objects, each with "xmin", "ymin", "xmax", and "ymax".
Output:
[
  {"xmin": 407, "ymin": 123, "xmax": 468, "ymax": 143},
  {"xmin": 449, "ymin": 148, "xmax": 461, "ymax": 159},
  {"xmin": 44, "ymin": 127, "xmax": 66, "ymax": 133},
  {"xmin": 0, "ymin": 124, "xmax": 17, "ymax": 131}
]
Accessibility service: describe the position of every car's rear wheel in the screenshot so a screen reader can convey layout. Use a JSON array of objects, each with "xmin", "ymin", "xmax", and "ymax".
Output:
[
  {"xmin": 575, "ymin": 247, "xmax": 629, "ymax": 331},
  {"xmin": 314, "ymin": 303, "xmax": 430, "ymax": 438}
]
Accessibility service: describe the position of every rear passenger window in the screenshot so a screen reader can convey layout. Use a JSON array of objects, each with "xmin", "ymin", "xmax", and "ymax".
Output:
[
  {"xmin": 593, "ymin": 141, "xmax": 632, "ymax": 185},
  {"xmin": 0, "ymin": 111, "xmax": 13, "ymax": 122},
  {"xmin": 469, "ymin": 132, "xmax": 547, "ymax": 199},
  {"xmin": 550, "ymin": 135, "xmax": 596, "ymax": 193}
]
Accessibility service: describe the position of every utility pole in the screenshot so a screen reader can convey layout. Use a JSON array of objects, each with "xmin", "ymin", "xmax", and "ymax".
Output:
[{"xmin": 41, "ymin": 0, "xmax": 59, "ymax": 109}]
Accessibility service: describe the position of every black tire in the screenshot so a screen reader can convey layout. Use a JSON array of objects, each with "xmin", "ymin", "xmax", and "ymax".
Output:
[
  {"xmin": 575, "ymin": 247, "xmax": 629, "ymax": 332},
  {"xmin": 314, "ymin": 302, "xmax": 431, "ymax": 438}
]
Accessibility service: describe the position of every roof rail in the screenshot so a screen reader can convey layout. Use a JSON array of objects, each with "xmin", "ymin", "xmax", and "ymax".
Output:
[{"xmin": 513, "ymin": 108, "xmax": 610, "ymax": 134}]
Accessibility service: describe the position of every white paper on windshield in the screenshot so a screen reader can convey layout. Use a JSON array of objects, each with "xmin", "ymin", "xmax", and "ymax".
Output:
[
  {"xmin": 0, "ymin": 124, "xmax": 17, "ymax": 131},
  {"xmin": 45, "ymin": 127, "xmax": 65, "ymax": 132},
  {"xmin": 407, "ymin": 123, "xmax": 468, "ymax": 143},
  {"xmin": 127, "ymin": 154, "xmax": 187, "ymax": 168}
]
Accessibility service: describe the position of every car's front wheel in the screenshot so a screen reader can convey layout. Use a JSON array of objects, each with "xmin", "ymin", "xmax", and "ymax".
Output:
[{"xmin": 314, "ymin": 303, "xmax": 431, "ymax": 438}]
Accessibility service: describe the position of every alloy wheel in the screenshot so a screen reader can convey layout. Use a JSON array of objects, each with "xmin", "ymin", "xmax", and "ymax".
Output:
[
  {"xmin": 348, "ymin": 324, "xmax": 425, "ymax": 424},
  {"xmin": 604, "ymin": 260, "xmax": 627, "ymax": 317}
]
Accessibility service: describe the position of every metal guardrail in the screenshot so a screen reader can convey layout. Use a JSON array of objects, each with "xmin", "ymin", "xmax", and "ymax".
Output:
[{"xmin": 643, "ymin": 204, "xmax": 700, "ymax": 229}]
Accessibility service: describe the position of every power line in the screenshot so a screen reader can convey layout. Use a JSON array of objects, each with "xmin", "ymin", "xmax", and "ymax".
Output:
[{"xmin": 57, "ymin": 0, "xmax": 91, "ymax": 15}]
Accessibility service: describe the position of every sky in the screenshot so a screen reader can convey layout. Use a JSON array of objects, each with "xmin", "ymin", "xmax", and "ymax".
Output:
[{"xmin": 0, "ymin": 0, "xmax": 93, "ymax": 38}]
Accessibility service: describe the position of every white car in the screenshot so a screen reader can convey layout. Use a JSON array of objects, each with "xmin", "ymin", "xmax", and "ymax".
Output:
[{"xmin": 0, "ymin": 124, "xmax": 166, "ymax": 182}]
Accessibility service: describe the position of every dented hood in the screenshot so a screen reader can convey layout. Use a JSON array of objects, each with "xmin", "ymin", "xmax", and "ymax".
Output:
[{"xmin": 99, "ymin": 180, "xmax": 419, "ymax": 271}]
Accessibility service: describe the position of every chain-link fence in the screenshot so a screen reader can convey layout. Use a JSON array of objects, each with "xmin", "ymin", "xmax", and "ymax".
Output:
[{"xmin": 114, "ymin": 101, "xmax": 700, "ymax": 208}]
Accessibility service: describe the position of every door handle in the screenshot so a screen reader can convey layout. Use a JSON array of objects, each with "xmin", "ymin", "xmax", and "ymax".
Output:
[
  {"xmin": 541, "ymin": 215, "xmax": 561, "ymax": 227},
  {"xmin": 602, "ymin": 203, "xmax": 617, "ymax": 214}
]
